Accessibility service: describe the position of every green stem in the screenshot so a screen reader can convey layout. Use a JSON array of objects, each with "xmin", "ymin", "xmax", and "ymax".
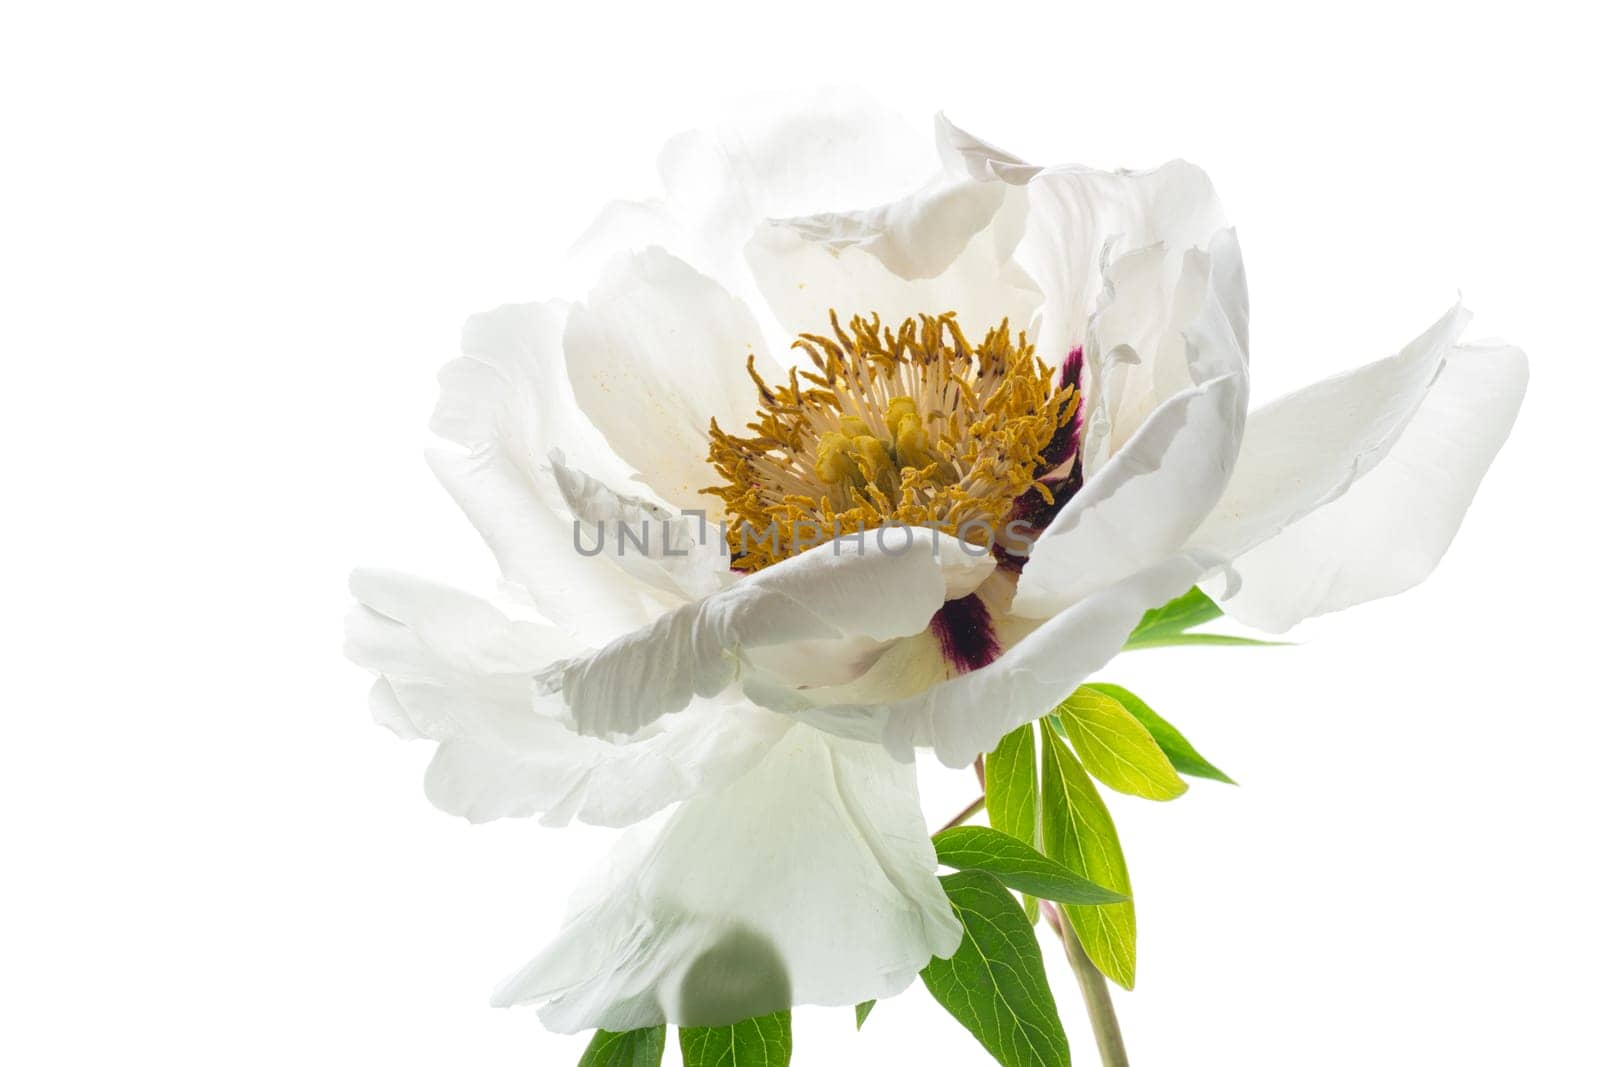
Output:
[
  {"xmin": 1043, "ymin": 903, "xmax": 1129, "ymax": 1067},
  {"xmin": 938, "ymin": 757, "xmax": 990, "ymax": 832},
  {"xmin": 938, "ymin": 795, "xmax": 985, "ymax": 832}
]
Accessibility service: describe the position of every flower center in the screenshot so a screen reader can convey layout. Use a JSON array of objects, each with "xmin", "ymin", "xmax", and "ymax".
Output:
[{"xmin": 705, "ymin": 312, "xmax": 1081, "ymax": 572}]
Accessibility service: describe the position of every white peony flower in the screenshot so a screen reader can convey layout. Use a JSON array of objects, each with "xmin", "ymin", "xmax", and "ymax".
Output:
[{"xmin": 345, "ymin": 89, "xmax": 1526, "ymax": 1035}]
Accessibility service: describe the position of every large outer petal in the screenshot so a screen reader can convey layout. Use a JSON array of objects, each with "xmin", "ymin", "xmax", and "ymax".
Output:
[
  {"xmin": 345, "ymin": 570, "xmax": 787, "ymax": 827},
  {"xmin": 1192, "ymin": 331, "xmax": 1527, "ymax": 631},
  {"xmin": 564, "ymin": 248, "xmax": 779, "ymax": 514},
  {"xmin": 543, "ymin": 530, "xmax": 995, "ymax": 739},
  {"xmin": 1188, "ymin": 305, "xmax": 1472, "ymax": 562},
  {"xmin": 428, "ymin": 301, "xmax": 675, "ymax": 644},
  {"xmin": 492, "ymin": 725, "xmax": 961, "ymax": 1033}
]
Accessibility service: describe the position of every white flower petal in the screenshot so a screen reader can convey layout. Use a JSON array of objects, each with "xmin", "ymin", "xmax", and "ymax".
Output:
[
  {"xmin": 545, "ymin": 529, "xmax": 996, "ymax": 739},
  {"xmin": 1013, "ymin": 233, "xmax": 1249, "ymax": 617},
  {"xmin": 429, "ymin": 302, "xmax": 671, "ymax": 643},
  {"xmin": 434, "ymin": 301, "xmax": 639, "ymax": 497},
  {"xmin": 1190, "ymin": 303, "xmax": 1497, "ymax": 585},
  {"xmin": 346, "ymin": 568, "xmax": 578, "ymax": 707},
  {"xmin": 763, "ymin": 176, "xmax": 1007, "ymax": 282},
  {"xmin": 345, "ymin": 570, "xmax": 787, "ymax": 827},
  {"xmin": 934, "ymin": 112, "xmax": 1040, "ymax": 184},
  {"xmin": 937, "ymin": 117, "xmax": 1232, "ymax": 366},
  {"xmin": 889, "ymin": 557, "xmax": 1204, "ymax": 766},
  {"xmin": 492, "ymin": 725, "xmax": 961, "ymax": 1033},
  {"xmin": 1081, "ymin": 230, "xmax": 1250, "ymax": 470},
  {"xmin": 417, "ymin": 699, "xmax": 790, "ymax": 829},
  {"xmin": 550, "ymin": 451, "xmax": 729, "ymax": 603},
  {"xmin": 1197, "ymin": 338, "xmax": 1527, "ymax": 631},
  {"xmin": 1011, "ymin": 375, "xmax": 1240, "ymax": 618},
  {"xmin": 762, "ymin": 558, "xmax": 1204, "ymax": 768},
  {"xmin": 1188, "ymin": 305, "xmax": 1473, "ymax": 565},
  {"xmin": 1024, "ymin": 160, "xmax": 1231, "ymax": 360},
  {"xmin": 428, "ymin": 448, "xmax": 677, "ymax": 644},
  {"xmin": 569, "ymin": 88, "xmax": 933, "ymax": 305},
  {"xmin": 746, "ymin": 176, "xmax": 1041, "ymax": 345},
  {"xmin": 368, "ymin": 677, "xmax": 425, "ymax": 740},
  {"xmin": 565, "ymin": 249, "xmax": 777, "ymax": 513}
]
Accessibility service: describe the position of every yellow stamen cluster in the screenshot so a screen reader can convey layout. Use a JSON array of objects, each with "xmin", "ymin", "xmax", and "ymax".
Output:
[{"xmin": 705, "ymin": 311, "xmax": 1080, "ymax": 572}]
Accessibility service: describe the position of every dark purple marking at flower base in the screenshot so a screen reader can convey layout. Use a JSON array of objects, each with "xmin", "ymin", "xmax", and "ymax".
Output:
[
  {"xmin": 1056, "ymin": 345, "xmax": 1084, "ymax": 392},
  {"xmin": 995, "ymin": 346, "xmax": 1087, "ymax": 573},
  {"xmin": 930, "ymin": 593, "xmax": 1001, "ymax": 673},
  {"xmin": 1040, "ymin": 346, "xmax": 1085, "ymax": 469}
]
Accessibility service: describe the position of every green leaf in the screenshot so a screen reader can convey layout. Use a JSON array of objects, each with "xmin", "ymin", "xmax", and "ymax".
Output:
[
  {"xmin": 986, "ymin": 724, "xmax": 1038, "ymax": 848},
  {"xmin": 1052, "ymin": 687, "xmax": 1186, "ymax": 800},
  {"xmin": 985, "ymin": 723, "xmax": 1041, "ymax": 922},
  {"xmin": 679, "ymin": 1012, "xmax": 791, "ymax": 1067},
  {"xmin": 920, "ymin": 870, "xmax": 1071, "ymax": 1067},
  {"xmin": 1122, "ymin": 632, "xmax": 1288, "ymax": 651},
  {"xmin": 1083, "ymin": 683, "xmax": 1234, "ymax": 784},
  {"xmin": 933, "ymin": 825, "xmax": 1126, "ymax": 905},
  {"xmin": 855, "ymin": 1000, "xmax": 874, "ymax": 1029},
  {"xmin": 1129, "ymin": 586, "xmax": 1222, "ymax": 640},
  {"xmin": 1040, "ymin": 724, "xmax": 1136, "ymax": 989},
  {"xmin": 1122, "ymin": 586, "xmax": 1287, "ymax": 651},
  {"xmin": 578, "ymin": 1027, "xmax": 666, "ymax": 1067}
]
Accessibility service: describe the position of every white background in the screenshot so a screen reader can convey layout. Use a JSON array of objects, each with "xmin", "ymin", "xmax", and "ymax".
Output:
[{"xmin": 4, "ymin": 2, "xmax": 1596, "ymax": 1064}]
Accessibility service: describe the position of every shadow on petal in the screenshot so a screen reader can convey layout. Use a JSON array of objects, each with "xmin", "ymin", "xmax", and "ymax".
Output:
[{"xmin": 675, "ymin": 924, "xmax": 793, "ymax": 1028}]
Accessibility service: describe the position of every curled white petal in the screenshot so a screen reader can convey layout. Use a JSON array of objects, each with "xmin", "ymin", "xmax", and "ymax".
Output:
[
  {"xmin": 936, "ymin": 116, "xmax": 1231, "ymax": 363},
  {"xmin": 550, "ymin": 450, "xmax": 729, "ymax": 603},
  {"xmin": 764, "ymin": 557, "xmax": 1206, "ymax": 768},
  {"xmin": 1081, "ymin": 230, "xmax": 1250, "ymax": 470},
  {"xmin": 1012, "ymin": 375, "xmax": 1240, "ymax": 617},
  {"xmin": 1014, "ymin": 231, "xmax": 1249, "ymax": 617},
  {"xmin": 544, "ymin": 530, "xmax": 996, "ymax": 739}
]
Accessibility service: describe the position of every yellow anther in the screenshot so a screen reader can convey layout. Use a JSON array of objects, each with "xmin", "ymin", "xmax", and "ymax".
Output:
[
  {"xmin": 851, "ymin": 434, "xmax": 893, "ymax": 479},
  {"xmin": 815, "ymin": 431, "xmax": 863, "ymax": 488},
  {"xmin": 889, "ymin": 404, "xmax": 940, "ymax": 471},
  {"xmin": 884, "ymin": 397, "xmax": 918, "ymax": 439},
  {"xmin": 838, "ymin": 415, "xmax": 872, "ymax": 438}
]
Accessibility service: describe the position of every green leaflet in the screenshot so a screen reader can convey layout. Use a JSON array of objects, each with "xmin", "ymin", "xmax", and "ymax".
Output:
[
  {"xmin": 986, "ymin": 724, "xmax": 1038, "ymax": 848},
  {"xmin": 933, "ymin": 826, "xmax": 1126, "ymax": 905},
  {"xmin": 1122, "ymin": 586, "xmax": 1286, "ymax": 651},
  {"xmin": 679, "ymin": 1012, "xmax": 791, "ymax": 1066},
  {"xmin": 986, "ymin": 723, "xmax": 1041, "ymax": 922},
  {"xmin": 1083, "ymin": 683, "xmax": 1235, "ymax": 784},
  {"xmin": 1129, "ymin": 586, "xmax": 1223, "ymax": 639},
  {"xmin": 855, "ymin": 1001, "xmax": 874, "ymax": 1029},
  {"xmin": 578, "ymin": 1026, "xmax": 666, "ymax": 1067},
  {"xmin": 1123, "ymin": 632, "xmax": 1287, "ymax": 650},
  {"xmin": 1052, "ymin": 688, "xmax": 1186, "ymax": 801},
  {"xmin": 1040, "ymin": 725, "xmax": 1136, "ymax": 990},
  {"xmin": 921, "ymin": 871, "xmax": 1072, "ymax": 1067}
]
